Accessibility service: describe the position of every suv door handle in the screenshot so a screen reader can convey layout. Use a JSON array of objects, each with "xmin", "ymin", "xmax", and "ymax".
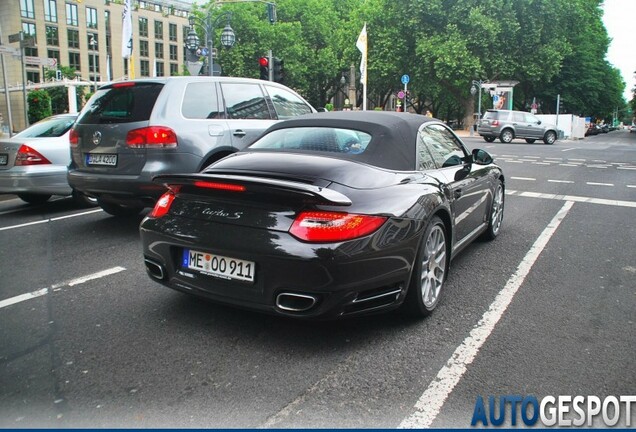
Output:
[{"xmin": 233, "ymin": 130, "xmax": 247, "ymax": 137}]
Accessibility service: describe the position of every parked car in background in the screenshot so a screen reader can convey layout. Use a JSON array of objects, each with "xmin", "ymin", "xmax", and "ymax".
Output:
[
  {"xmin": 477, "ymin": 109, "xmax": 558, "ymax": 144},
  {"xmin": 585, "ymin": 124, "xmax": 601, "ymax": 136},
  {"xmin": 68, "ymin": 77, "xmax": 315, "ymax": 217},
  {"xmin": 140, "ymin": 112, "xmax": 505, "ymax": 319},
  {"xmin": 0, "ymin": 114, "xmax": 95, "ymax": 206},
  {"xmin": 630, "ymin": 125, "xmax": 636, "ymax": 133}
]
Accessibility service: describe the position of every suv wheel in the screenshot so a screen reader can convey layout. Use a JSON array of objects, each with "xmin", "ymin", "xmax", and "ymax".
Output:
[
  {"xmin": 543, "ymin": 130, "xmax": 557, "ymax": 145},
  {"xmin": 499, "ymin": 129, "xmax": 514, "ymax": 143},
  {"xmin": 483, "ymin": 136, "xmax": 496, "ymax": 143},
  {"xmin": 98, "ymin": 199, "xmax": 143, "ymax": 217}
]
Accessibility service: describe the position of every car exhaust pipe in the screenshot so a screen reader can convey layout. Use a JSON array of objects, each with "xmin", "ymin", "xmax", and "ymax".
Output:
[
  {"xmin": 276, "ymin": 292, "xmax": 318, "ymax": 312},
  {"xmin": 144, "ymin": 258, "xmax": 165, "ymax": 280}
]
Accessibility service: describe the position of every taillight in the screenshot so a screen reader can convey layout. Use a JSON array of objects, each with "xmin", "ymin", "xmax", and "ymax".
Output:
[
  {"xmin": 491, "ymin": 120, "xmax": 499, "ymax": 126},
  {"xmin": 149, "ymin": 191, "xmax": 175, "ymax": 218},
  {"xmin": 69, "ymin": 128, "xmax": 79, "ymax": 147},
  {"xmin": 15, "ymin": 145, "xmax": 51, "ymax": 166},
  {"xmin": 194, "ymin": 181, "xmax": 246, "ymax": 192},
  {"xmin": 289, "ymin": 211, "xmax": 387, "ymax": 243},
  {"xmin": 126, "ymin": 126, "xmax": 177, "ymax": 148}
]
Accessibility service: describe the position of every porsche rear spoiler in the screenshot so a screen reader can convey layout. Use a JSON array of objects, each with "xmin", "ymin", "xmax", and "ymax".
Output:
[{"xmin": 153, "ymin": 173, "xmax": 352, "ymax": 206}]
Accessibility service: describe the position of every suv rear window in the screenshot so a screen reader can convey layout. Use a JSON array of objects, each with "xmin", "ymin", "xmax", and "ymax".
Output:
[
  {"xmin": 483, "ymin": 111, "xmax": 501, "ymax": 120},
  {"xmin": 77, "ymin": 83, "xmax": 164, "ymax": 124}
]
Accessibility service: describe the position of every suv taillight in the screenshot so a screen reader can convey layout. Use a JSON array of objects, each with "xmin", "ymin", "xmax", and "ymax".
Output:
[
  {"xmin": 15, "ymin": 145, "xmax": 51, "ymax": 166},
  {"xmin": 69, "ymin": 128, "xmax": 79, "ymax": 147},
  {"xmin": 490, "ymin": 120, "xmax": 499, "ymax": 126},
  {"xmin": 126, "ymin": 126, "xmax": 177, "ymax": 148}
]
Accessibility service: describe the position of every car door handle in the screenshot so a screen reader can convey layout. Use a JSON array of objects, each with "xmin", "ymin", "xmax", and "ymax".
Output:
[{"xmin": 233, "ymin": 130, "xmax": 247, "ymax": 137}]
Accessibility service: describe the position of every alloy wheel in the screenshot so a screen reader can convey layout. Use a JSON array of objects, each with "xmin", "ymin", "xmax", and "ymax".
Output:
[{"xmin": 420, "ymin": 225, "xmax": 447, "ymax": 308}]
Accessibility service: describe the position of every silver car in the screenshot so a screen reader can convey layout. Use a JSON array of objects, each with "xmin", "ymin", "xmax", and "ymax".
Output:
[
  {"xmin": 477, "ymin": 109, "xmax": 558, "ymax": 144},
  {"xmin": 68, "ymin": 76, "xmax": 315, "ymax": 216},
  {"xmin": 0, "ymin": 114, "xmax": 95, "ymax": 206}
]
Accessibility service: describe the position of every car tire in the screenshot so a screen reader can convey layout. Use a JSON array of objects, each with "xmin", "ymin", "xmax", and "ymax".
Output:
[
  {"xmin": 98, "ymin": 199, "xmax": 143, "ymax": 217},
  {"xmin": 499, "ymin": 129, "xmax": 514, "ymax": 143},
  {"xmin": 543, "ymin": 130, "xmax": 557, "ymax": 145},
  {"xmin": 72, "ymin": 189, "xmax": 98, "ymax": 208},
  {"xmin": 483, "ymin": 136, "xmax": 496, "ymax": 143},
  {"xmin": 480, "ymin": 180, "xmax": 504, "ymax": 241},
  {"xmin": 403, "ymin": 216, "xmax": 448, "ymax": 317},
  {"xmin": 525, "ymin": 138, "xmax": 536, "ymax": 144},
  {"xmin": 17, "ymin": 193, "xmax": 51, "ymax": 204}
]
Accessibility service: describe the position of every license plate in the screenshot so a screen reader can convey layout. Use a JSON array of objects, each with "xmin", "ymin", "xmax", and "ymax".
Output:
[
  {"xmin": 0, "ymin": 154, "xmax": 7, "ymax": 166},
  {"xmin": 182, "ymin": 249, "xmax": 255, "ymax": 283},
  {"xmin": 86, "ymin": 153, "xmax": 117, "ymax": 166}
]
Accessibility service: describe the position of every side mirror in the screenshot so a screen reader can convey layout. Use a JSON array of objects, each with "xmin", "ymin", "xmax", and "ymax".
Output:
[
  {"xmin": 472, "ymin": 148, "xmax": 493, "ymax": 165},
  {"xmin": 316, "ymin": 107, "xmax": 328, "ymax": 113}
]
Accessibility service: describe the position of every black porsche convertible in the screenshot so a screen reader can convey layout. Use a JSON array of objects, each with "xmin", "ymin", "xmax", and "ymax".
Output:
[{"xmin": 140, "ymin": 111, "xmax": 505, "ymax": 319}]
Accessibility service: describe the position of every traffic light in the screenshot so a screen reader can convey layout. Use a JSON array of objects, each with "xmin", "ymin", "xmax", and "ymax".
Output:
[
  {"xmin": 259, "ymin": 57, "xmax": 269, "ymax": 80},
  {"xmin": 273, "ymin": 57, "xmax": 284, "ymax": 83},
  {"xmin": 55, "ymin": 70, "xmax": 62, "ymax": 80}
]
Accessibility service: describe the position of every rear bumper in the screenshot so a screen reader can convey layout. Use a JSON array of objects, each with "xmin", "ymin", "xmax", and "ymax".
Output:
[
  {"xmin": 140, "ymin": 214, "xmax": 420, "ymax": 319},
  {"xmin": 0, "ymin": 166, "xmax": 71, "ymax": 196}
]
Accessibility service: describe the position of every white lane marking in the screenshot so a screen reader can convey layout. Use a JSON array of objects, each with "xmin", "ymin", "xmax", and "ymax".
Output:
[
  {"xmin": 0, "ymin": 209, "xmax": 103, "ymax": 232},
  {"xmin": 506, "ymin": 190, "xmax": 636, "ymax": 208},
  {"xmin": 519, "ymin": 159, "xmax": 538, "ymax": 162},
  {"xmin": 592, "ymin": 160, "xmax": 606, "ymax": 163},
  {"xmin": 506, "ymin": 161, "xmax": 523, "ymax": 164},
  {"xmin": 617, "ymin": 166, "xmax": 636, "ymax": 171},
  {"xmin": 586, "ymin": 182, "xmax": 614, "ymax": 187},
  {"xmin": 522, "ymin": 156, "xmax": 540, "ymax": 159},
  {"xmin": 561, "ymin": 148, "xmax": 577, "ymax": 152},
  {"xmin": 399, "ymin": 201, "xmax": 574, "ymax": 429},
  {"xmin": 559, "ymin": 164, "xmax": 578, "ymax": 167},
  {"xmin": 545, "ymin": 157, "xmax": 562, "ymax": 160},
  {"xmin": 0, "ymin": 267, "xmax": 126, "ymax": 310},
  {"xmin": 587, "ymin": 165, "xmax": 609, "ymax": 169},
  {"xmin": 510, "ymin": 176, "xmax": 536, "ymax": 181},
  {"xmin": 548, "ymin": 179, "xmax": 574, "ymax": 184},
  {"xmin": 627, "ymin": 185, "xmax": 636, "ymax": 189},
  {"xmin": 568, "ymin": 158, "xmax": 586, "ymax": 161},
  {"xmin": 532, "ymin": 162, "xmax": 551, "ymax": 165}
]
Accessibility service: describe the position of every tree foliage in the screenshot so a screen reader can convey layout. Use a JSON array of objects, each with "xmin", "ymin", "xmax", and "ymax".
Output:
[{"xmin": 27, "ymin": 89, "xmax": 52, "ymax": 124}]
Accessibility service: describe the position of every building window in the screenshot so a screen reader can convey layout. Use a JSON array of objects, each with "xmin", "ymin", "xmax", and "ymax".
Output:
[
  {"xmin": 106, "ymin": 35, "xmax": 111, "ymax": 52},
  {"xmin": 22, "ymin": 22, "xmax": 37, "ymax": 42},
  {"xmin": 140, "ymin": 40, "xmax": 149, "ymax": 57},
  {"xmin": 139, "ymin": 18, "xmax": 148, "ymax": 37},
  {"xmin": 154, "ymin": 20, "xmax": 163, "ymax": 40},
  {"xmin": 69, "ymin": 51, "xmax": 80, "ymax": 70},
  {"xmin": 25, "ymin": 49, "xmax": 39, "ymax": 65},
  {"xmin": 89, "ymin": 54, "xmax": 100, "ymax": 73},
  {"xmin": 86, "ymin": 7, "xmax": 98, "ymax": 29},
  {"xmin": 21, "ymin": 0, "xmax": 35, "ymax": 19},
  {"xmin": 87, "ymin": 34, "xmax": 98, "ymax": 50},
  {"xmin": 182, "ymin": 25, "xmax": 189, "ymax": 41},
  {"xmin": 47, "ymin": 49, "xmax": 60, "ymax": 65},
  {"xmin": 124, "ymin": 58, "xmax": 128, "ymax": 76},
  {"xmin": 44, "ymin": 0, "xmax": 57, "ymax": 22},
  {"xmin": 27, "ymin": 71, "xmax": 40, "ymax": 83},
  {"xmin": 140, "ymin": 60, "xmax": 150, "ymax": 77},
  {"xmin": 169, "ymin": 44, "xmax": 177, "ymax": 61},
  {"xmin": 66, "ymin": 3, "xmax": 78, "ymax": 26},
  {"xmin": 156, "ymin": 61, "xmax": 164, "ymax": 77},
  {"xmin": 67, "ymin": 29, "xmax": 79, "ymax": 48},
  {"xmin": 169, "ymin": 23, "xmax": 177, "ymax": 42},
  {"xmin": 155, "ymin": 42, "xmax": 163, "ymax": 59},
  {"xmin": 105, "ymin": 10, "xmax": 110, "ymax": 30},
  {"xmin": 170, "ymin": 63, "xmax": 178, "ymax": 76},
  {"xmin": 45, "ymin": 26, "xmax": 59, "ymax": 46}
]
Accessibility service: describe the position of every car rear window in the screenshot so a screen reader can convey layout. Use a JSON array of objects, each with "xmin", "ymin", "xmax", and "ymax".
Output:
[
  {"xmin": 77, "ymin": 83, "xmax": 164, "ymax": 124},
  {"xmin": 15, "ymin": 116, "xmax": 76, "ymax": 138},
  {"xmin": 483, "ymin": 111, "xmax": 501, "ymax": 120},
  {"xmin": 249, "ymin": 127, "xmax": 372, "ymax": 154}
]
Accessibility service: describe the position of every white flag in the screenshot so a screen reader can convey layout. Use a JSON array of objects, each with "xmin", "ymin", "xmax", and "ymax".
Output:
[
  {"xmin": 122, "ymin": 0, "xmax": 133, "ymax": 59},
  {"xmin": 356, "ymin": 23, "xmax": 367, "ymax": 84}
]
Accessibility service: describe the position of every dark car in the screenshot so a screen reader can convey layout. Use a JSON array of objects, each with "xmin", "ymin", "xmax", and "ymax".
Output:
[{"xmin": 140, "ymin": 112, "xmax": 505, "ymax": 319}]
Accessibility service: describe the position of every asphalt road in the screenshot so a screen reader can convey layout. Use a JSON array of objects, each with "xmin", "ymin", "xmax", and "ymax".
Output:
[{"xmin": 1, "ymin": 130, "xmax": 634, "ymax": 428}]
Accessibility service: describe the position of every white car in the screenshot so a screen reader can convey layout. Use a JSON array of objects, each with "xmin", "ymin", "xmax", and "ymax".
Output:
[{"xmin": 0, "ymin": 114, "xmax": 95, "ymax": 206}]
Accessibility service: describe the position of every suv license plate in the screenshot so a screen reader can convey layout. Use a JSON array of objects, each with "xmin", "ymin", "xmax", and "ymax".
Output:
[
  {"xmin": 0, "ymin": 154, "xmax": 7, "ymax": 166},
  {"xmin": 86, "ymin": 153, "xmax": 117, "ymax": 166},
  {"xmin": 183, "ymin": 249, "xmax": 255, "ymax": 283}
]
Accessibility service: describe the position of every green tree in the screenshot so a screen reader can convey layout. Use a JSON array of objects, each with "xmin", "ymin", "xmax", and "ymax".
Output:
[
  {"xmin": 27, "ymin": 89, "xmax": 52, "ymax": 124},
  {"xmin": 43, "ymin": 66, "xmax": 86, "ymax": 114}
]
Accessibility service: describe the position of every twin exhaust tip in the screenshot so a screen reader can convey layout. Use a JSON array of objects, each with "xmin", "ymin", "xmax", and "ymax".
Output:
[
  {"xmin": 144, "ymin": 258, "xmax": 165, "ymax": 280},
  {"xmin": 276, "ymin": 292, "xmax": 318, "ymax": 313}
]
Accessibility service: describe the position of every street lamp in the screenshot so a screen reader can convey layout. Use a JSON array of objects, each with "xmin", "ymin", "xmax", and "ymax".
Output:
[
  {"xmin": 89, "ymin": 36, "xmax": 97, "ymax": 92},
  {"xmin": 188, "ymin": 9, "xmax": 235, "ymax": 76}
]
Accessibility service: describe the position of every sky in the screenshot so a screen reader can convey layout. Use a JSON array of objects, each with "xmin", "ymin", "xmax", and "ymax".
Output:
[{"xmin": 602, "ymin": 0, "xmax": 635, "ymax": 101}]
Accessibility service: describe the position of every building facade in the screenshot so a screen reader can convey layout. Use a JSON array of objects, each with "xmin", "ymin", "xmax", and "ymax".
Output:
[{"xmin": 0, "ymin": 0, "xmax": 192, "ymax": 132}]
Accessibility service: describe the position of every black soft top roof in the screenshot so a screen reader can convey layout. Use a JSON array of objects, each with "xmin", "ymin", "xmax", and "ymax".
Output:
[{"xmin": 260, "ymin": 111, "xmax": 438, "ymax": 171}]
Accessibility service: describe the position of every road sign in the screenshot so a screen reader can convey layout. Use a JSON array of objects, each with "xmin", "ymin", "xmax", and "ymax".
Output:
[
  {"xmin": 21, "ymin": 37, "xmax": 35, "ymax": 48},
  {"xmin": 24, "ymin": 56, "xmax": 57, "ymax": 66},
  {"xmin": 8, "ymin": 33, "xmax": 21, "ymax": 43},
  {"xmin": 401, "ymin": 74, "xmax": 410, "ymax": 85},
  {"xmin": 0, "ymin": 45, "xmax": 19, "ymax": 55},
  {"xmin": 397, "ymin": 90, "xmax": 405, "ymax": 99}
]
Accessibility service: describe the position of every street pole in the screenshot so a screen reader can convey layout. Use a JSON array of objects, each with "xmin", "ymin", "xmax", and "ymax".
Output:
[
  {"xmin": 0, "ymin": 30, "xmax": 14, "ymax": 136},
  {"xmin": 268, "ymin": 49, "xmax": 273, "ymax": 81},
  {"xmin": 207, "ymin": 19, "xmax": 213, "ymax": 76},
  {"xmin": 20, "ymin": 32, "xmax": 28, "ymax": 128}
]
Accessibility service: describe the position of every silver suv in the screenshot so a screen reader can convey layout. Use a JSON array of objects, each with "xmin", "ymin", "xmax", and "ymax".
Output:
[
  {"xmin": 477, "ymin": 109, "xmax": 558, "ymax": 145},
  {"xmin": 68, "ymin": 77, "xmax": 315, "ymax": 216}
]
